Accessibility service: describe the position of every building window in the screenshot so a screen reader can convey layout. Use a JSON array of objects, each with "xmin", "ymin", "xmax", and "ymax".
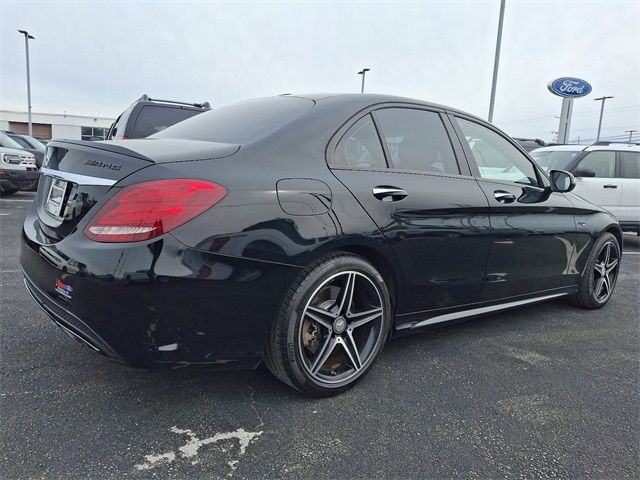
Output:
[{"xmin": 81, "ymin": 126, "xmax": 108, "ymax": 141}]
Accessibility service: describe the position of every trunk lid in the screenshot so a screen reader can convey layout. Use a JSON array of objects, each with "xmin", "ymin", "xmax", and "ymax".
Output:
[{"xmin": 36, "ymin": 139, "xmax": 239, "ymax": 242}]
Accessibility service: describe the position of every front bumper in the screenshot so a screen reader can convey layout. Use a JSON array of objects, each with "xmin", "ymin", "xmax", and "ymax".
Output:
[
  {"xmin": 1, "ymin": 169, "xmax": 39, "ymax": 191},
  {"xmin": 21, "ymin": 215, "xmax": 301, "ymax": 369}
]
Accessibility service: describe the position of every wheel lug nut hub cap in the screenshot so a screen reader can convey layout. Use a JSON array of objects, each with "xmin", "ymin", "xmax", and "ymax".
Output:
[{"xmin": 333, "ymin": 317, "xmax": 347, "ymax": 334}]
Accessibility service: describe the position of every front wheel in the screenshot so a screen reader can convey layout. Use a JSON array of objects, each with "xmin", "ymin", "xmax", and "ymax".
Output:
[
  {"xmin": 265, "ymin": 253, "xmax": 391, "ymax": 396},
  {"xmin": 570, "ymin": 232, "xmax": 621, "ymax": 309}
]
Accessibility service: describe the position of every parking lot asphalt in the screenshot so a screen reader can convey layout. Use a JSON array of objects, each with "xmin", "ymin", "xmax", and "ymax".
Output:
[{"xmin": 1, "ymin": 190, "xmax": 638, "ymax": 479}]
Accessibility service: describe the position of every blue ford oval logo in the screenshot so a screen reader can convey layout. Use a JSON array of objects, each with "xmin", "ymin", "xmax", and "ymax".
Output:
[{"xmin": 547, "ymin": 77, "xmax": 592, "ymax": 98}]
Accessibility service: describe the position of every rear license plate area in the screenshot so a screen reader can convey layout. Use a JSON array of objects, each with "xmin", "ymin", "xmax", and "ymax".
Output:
[{"xmin": 45, "ymin": 178, "xmax": 69, "ymax": 218}]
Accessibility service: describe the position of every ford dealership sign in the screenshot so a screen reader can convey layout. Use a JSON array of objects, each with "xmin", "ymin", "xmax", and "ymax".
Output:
[{"xmin": 548, "ymin": 77, "xmax": 592, "ymax": 98}]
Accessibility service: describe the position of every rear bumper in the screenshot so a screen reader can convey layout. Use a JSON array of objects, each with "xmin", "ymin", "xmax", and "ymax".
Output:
[
  {"xmin": 1, "ymin": 169, "xmax": 39, "ymax": 191},
  {"xmin": 20, "ymin": 210, "xmax": 301, "ymax": 369},
  {"xmin": 23, "ymin": 275, "xmax": 125, "ymax": 363}
]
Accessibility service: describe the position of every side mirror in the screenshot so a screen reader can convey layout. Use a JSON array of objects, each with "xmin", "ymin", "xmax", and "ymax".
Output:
[
  {"xmin": 549, "ymin": 169, "xmax": 576, "ymax": 193},
  {"xmin": 573, "ymin": 167, "xmax": 596, "ymax": 178}
]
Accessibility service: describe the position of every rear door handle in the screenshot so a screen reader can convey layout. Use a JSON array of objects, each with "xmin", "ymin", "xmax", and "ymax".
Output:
[
  {"xmin": 493, "ymin": 190, "xmax": 516, "ymax": 203},
  {"xmin": 603, "ymin": 184, "xmax": 618, "ymax": 189},
  {"xmin": 372, "ymin": 186, "xmax": 408, "ymax": 202}
]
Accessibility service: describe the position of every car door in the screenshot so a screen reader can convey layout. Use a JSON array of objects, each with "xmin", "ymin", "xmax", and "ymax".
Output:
[
  {"xmin": 615, "ymin": 151, "xmax": 640, "ymax": 225},
  {"xmin": 328, "ymin": 106, "xmax": 491, "ymax": 315},
  {"xmin": 450, "ymin": 115, "xmax": 577, "ymax": 300},
  {"xmin": 571, "ymin": 150, "xmax": 622, "ymax": 215}
]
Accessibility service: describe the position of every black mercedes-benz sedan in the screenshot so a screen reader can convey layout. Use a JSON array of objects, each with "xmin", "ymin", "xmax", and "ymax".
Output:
[{"xmin": 21, "ymin": 94, "xmax": 622, "ymax": 396}]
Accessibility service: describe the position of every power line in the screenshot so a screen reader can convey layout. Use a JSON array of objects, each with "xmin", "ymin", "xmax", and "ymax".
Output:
[{"xmin": 499, "ymin": 104, "xmax": 640, "ymax": 125}]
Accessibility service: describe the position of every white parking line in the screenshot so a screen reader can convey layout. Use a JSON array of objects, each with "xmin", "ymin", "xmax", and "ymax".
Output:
[
  {"xmin": 623, "ymin": 251, "xmax": 640, "ymax": 255},
  {"xmin": 0, "ymin": 199, "xmax": 33, "ymax": 203},
  {"xmin": 1, "ymin": 270, "xmax": 22, "ymax": 273}
]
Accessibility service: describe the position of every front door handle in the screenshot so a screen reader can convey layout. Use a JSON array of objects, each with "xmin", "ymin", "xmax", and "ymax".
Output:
[
  {"xmin": 603, "ymin": 184, "xmax": 618, "ymax": 189},
  {"xmin": 494, "ymin": 190, "xmax": 516, "ymax": 203},
  {"xmin": 372, "ymin": 186, "xmax": 408, "ymax": 202}
]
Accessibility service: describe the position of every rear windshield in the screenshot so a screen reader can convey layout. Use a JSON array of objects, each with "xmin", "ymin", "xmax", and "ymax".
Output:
[
  {"xmin": 133, "ymin": 105, "xmax": 204, "ymax": 138},
  {"xmin": 151, "ymin": 96, "xmax": 315, "ymax": 144}
]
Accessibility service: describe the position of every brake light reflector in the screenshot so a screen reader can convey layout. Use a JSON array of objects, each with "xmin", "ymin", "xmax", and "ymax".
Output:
[{"xmin": 84, "ymin": 179, "xmax": 227, "ymax": 242}]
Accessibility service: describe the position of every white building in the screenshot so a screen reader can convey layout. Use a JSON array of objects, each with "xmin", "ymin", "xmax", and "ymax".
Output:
[{"xmin": 0, "ymin": 110, "xmax": 114, "ymax": 141}]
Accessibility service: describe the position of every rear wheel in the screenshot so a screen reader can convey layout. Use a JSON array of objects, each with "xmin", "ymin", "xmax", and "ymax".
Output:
[
  {"xmin": 570, "ymin": 232, "xmax": 620, "ymax": 309},
  {"xmin": 265, "ymin": 253, "xmax": 391, "ymax": 396}
]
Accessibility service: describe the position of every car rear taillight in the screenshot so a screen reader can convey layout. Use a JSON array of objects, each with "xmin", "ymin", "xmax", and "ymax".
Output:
[{"xmin": 84, "ymin": 179, "xmax": 227, "ymax": 243}]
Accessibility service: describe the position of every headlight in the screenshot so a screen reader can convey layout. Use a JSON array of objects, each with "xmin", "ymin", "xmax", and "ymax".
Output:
[{"xmin": 2, "ymin": 153, "xmax": 22, "ymax": 165}]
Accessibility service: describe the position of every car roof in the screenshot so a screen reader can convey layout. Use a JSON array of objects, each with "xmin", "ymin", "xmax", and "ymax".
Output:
[
  {"xmin": 5, "ymin": 131, "xmax": 33, "ymax": 140},
  {"xmin": 585, "ymin": 144, "xmax": 640, "ymax": 153},
  {"xmin": 289, "ymin": 92, "xmax": 470, "ymax": 115},
  {"xmin": 531, "ymin": 145, "xmax": 589, "ymax": 152}
]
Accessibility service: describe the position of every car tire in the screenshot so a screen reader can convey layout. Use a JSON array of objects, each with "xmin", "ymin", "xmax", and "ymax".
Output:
[
  {"xmin": 0, "ymin": 188, "xmax": 18, "ymax": 196},
  {"xmin": 265, "ymin": 253, "xmax": 391, "ymax": 396},
  {"xmin": 569, "ymin": 232, "xmax": 621, "ymax": 309}
]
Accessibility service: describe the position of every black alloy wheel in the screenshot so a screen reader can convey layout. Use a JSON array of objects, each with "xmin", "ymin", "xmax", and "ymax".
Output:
[
  {"xmin": 592, "ymin": 240, "xmax": 619, "ymax": 304},
  {"xmin": 265, "ymin": 253, "xmax": 391, "ymax": 396},
  {"xmin": 570, "ymin": 232, "xmax": 621, "ymax": 309}
]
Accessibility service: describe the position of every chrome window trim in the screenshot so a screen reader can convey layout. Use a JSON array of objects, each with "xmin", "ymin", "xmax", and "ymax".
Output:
[{"xmin": 40, "ymin": 167, "xmax": 117, "ymax": 186}]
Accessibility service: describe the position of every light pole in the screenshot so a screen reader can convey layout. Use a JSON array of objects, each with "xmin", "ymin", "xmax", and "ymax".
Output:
[
  {"xmin": 594, "ymin": 96, "xmax": 614, "ymax": 141},
  {"xmin": 357, "ymin": 68, "xmax": 370, "ymax": 93},
  {"xmin": 488, "ymin": 0, "xmax": 506, "ymax": 123},
  {"xmin": 18, "ymin": 30, "xmax": 35, "ymax": 137},
  {"xmin": 626, "ymin": 130, "xmax": 638, "ymax": 143}
]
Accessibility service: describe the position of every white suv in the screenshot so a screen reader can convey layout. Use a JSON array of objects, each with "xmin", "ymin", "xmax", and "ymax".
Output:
[
  {"xmin": 532, "ymin": 143, "xmax": 640, "ymax": 234},
  {"xmin": 0, "ymin": 132, "xmax": 38, "ymax": 195}
]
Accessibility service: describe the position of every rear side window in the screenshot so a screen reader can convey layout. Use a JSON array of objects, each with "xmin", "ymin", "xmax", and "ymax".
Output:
[
  {"xmin": 375, "ymin": 108, "xmax": 459, "ymax": 174},
  {"xmin": 455, "ymin": 117, "xmax": 539, "ymax": 186},
  {"xmin": 619, "ymin": 152, "xmax": 640, "ymax": 179},
  {"xmin": 576, "ymin": 151, "xmax": 615, "ymax": 178},
  {"xmin": 153, "ymin": 97, "xmax": 314, "ymax": 144},
  {"xmin": 332, "ymin": 115, "xmax": 386, "ymax": 169},
  {"xmin": 133, "ymin": 105, "xmax": 203, "ymax": 138},
  {"xmin": 109, "ymin": 104, "xmax": 134, "ymax": 139}
]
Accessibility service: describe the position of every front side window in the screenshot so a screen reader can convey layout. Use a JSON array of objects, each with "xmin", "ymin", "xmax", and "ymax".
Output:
[
  {"xmin": 375, "ymin": 108, "xmax": 459, "ymax": 174},
  {"xmin": 575, "ymin": 151, "xmax": 615, "ymax": 178},
  {"xmin": 619, "ymin": 152, "xmax": 640, "ymax": 179},
  {"xmin": 0, "ymin": 132, "xmax": 24, "ymax": 149},
  {"xmin": 530, "ymin": 149, "xmax": 582, "ymax": 172},
  {"xmin": 455, "ymin": 117, "xmax": 539, "ymax": 186},
  {"xmin": 332, "ymin": 115, "xmax": 387, "ymax": 169},
  {"xmin": 8, "ymin": 135, "xmax": 31, "ymax": 149}
]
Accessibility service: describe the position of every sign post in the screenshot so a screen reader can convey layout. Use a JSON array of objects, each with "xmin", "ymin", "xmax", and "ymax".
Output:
[
  {"xmin": 557, "ymin": 98, "xmax": 574, "ymax": 144},
  {"xmin": 547, "ymin": 77, "xmax": 592, "ymax": 144}
]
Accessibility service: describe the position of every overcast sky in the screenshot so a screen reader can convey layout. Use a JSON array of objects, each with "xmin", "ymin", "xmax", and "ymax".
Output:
[{"xmin": 1, "ymin": 0, "xmax": 638, "ymax": 142}]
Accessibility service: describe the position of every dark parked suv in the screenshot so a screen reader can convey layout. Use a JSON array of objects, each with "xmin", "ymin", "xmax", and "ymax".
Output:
[{"xmin": 106, "ymin": 95, "xmax": 210, "ymax": 140}]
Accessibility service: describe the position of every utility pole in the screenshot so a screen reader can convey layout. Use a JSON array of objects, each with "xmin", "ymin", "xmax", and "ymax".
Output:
[
  {"xmin": 18, "ymin": 30, "xmax": 35, "ymax": 137},
  {"xmin": 357, "ymin": 68, "xmax": 370, "ymax": 93},
  {"xmin": 594, "ymin": 96, "xmax": 614, "ymax": 141},
  {"xmin": 626, "ymin": 130, "xmax": 638, "ymax": 143},
  {"xmin": 488, "ymin": 0, "xmax": 506, "ymax": 123}
]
